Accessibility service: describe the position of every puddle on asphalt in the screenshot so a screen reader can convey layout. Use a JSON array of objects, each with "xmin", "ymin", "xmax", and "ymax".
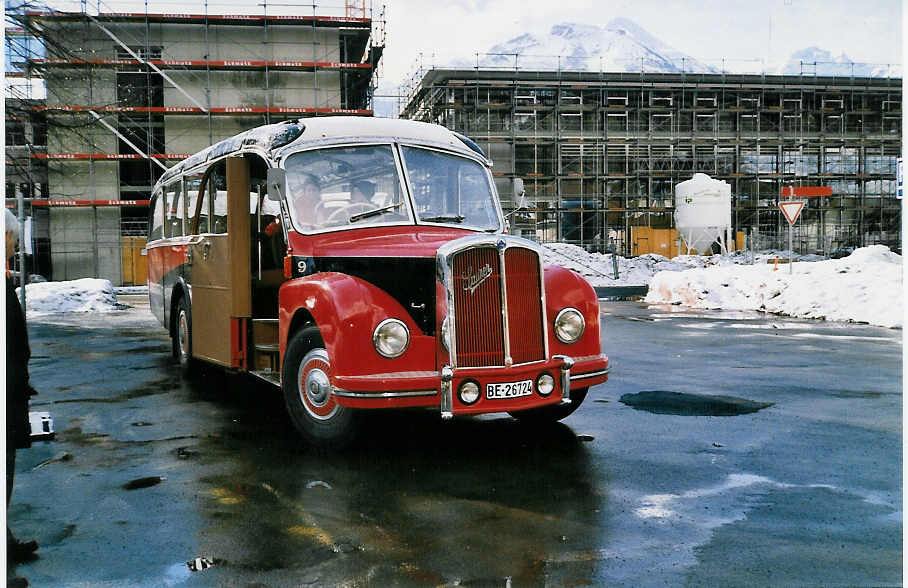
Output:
[
  {"xmin": 122, "ymin": 476, "xmax": 166, "ymax": 490},
  {"xmin": 52, "ymin": 375, "xmax": 183, "ymax": 405},
  {"xmin": 620, "ymin": 391, "xmax": 773, "ymax": 416}
]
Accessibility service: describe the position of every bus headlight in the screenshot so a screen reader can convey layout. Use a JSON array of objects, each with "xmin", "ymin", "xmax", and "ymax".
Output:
[
  {"xmin": 536, "ymin": 372, "xmax": 555, "ymax": 396},
  {"xmin": 458, "ymin": 380, "xmax": 480, "ymax": 405},
  {"xmin": 554, "ymin": 308, "xmax": 585, "ymax": 344},
  {"xmin": 373, "ymin": 318, "xmax": 410, "ymax": 358}
]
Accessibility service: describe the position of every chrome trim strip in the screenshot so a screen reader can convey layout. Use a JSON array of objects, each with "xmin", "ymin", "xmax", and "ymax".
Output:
[
  {"xmin": 452, "ymin": 359, "xmax": 548, "ymax": 371},
  {"xmin": 498, "ymin": 245, "xmax": 513, "ymax": 366},
  {"xmin": 538, "ymin": 247, "xmax": 550, "ymax": 360},
  {"xmin": 570, "ymin": 367, "xmax": 611, "ymax": 381},
  {"xmin": 332, "ymin": 388, "xmax": 437, "ymax": 399},
  {"xmin": 553, "ymin": 355, "xmax": 574, "ymax": 405},
  {"xmin": 440, "ymin": 365, "xmax": 454, "ymax": 419}
]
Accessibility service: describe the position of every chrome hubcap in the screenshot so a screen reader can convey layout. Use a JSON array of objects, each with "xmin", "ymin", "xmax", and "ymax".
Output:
[
  {"xmin": 296, "ymin": 348, "xmax": 337, "ymax": 421},
  {"xmin": 178, "ymin": 311, "xmax": 189, "ymax": 358},
  {"xmin": 303, "ymin": 367, "xmax": 331, "ymax": 407}
]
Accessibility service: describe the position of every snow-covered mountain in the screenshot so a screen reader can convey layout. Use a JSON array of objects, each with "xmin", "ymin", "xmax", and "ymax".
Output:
[
  {"xmin": 777, "ymin": 46, "xmax": 901, "ymax": 78},
  {"xmin": 470, "ymin": 18, "xmax": 718, "ymax": 73},
  {"xmin": 457, "ymin": 17, "xmax": 898, "ymax": 78}
]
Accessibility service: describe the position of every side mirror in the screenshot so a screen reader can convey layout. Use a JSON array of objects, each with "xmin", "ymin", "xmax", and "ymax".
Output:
[
  {"xmin": 266, "ymin": 168, "xmax": 286, "ymax": 202},
  {"xmin": 511, "ymin": 177, "xmax": 531, "ymax": 211},
  {"xmin": 505, "ymin": 178, "xmax": 531, "ymax": 219},
  {"xmin": 513, "ymin": 177, "xmax": 525, "ymax": 199}
]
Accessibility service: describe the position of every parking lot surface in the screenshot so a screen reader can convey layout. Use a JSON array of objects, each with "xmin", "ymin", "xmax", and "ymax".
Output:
[{"xmin": 8, "ymin": 298, "xmax": 901, "ymax": 586}]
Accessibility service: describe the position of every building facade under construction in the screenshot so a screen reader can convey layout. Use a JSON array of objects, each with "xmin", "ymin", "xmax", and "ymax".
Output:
[
  {"xmin": 401, "ymin": 68, "xmax": 901, "ymax": 256},
  {"xmin": 6, "ymin": 3, "xmax": 384, "ymax": 284}
]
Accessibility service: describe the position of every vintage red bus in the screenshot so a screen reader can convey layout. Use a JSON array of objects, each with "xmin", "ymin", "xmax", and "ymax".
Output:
[{"xmin": 146, "ymin": 117, "xmax": 609, "ymax": 447}]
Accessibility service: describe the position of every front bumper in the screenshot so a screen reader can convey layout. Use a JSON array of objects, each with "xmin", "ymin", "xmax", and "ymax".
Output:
[{"xmin": 331, "ymin": 354, "xmax": 609, "ymax": 416}]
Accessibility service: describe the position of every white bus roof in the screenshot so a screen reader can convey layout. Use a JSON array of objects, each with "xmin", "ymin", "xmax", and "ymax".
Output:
[{"xmin": 157, "ymin": 117, "xmax": 487, "ymax": 188}]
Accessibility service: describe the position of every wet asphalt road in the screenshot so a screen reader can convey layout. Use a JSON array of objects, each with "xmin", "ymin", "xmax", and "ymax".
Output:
[{"xmin": 8, "ymin": 298, "xmax": 902, "ymax": 587}]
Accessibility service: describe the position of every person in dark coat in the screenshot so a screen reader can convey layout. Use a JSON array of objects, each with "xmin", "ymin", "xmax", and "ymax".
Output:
[{"xmin": 6, "ymin": 209, "xmax": 38, "ymax": 563}]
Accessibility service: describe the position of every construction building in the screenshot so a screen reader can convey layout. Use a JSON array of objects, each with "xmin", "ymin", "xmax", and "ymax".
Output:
[
  {"xmin": 5, "ymin": 2, "xmax": 384, "ymax": 284},
  {"xmin": 401, "ymin": 68, "xmax": 902, "ymax": 256}
]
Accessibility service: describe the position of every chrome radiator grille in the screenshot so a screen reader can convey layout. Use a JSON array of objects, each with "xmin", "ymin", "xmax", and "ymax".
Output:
[{"xmin": 441, "ymin": 236, "xmax": 547, "ymax": 369}]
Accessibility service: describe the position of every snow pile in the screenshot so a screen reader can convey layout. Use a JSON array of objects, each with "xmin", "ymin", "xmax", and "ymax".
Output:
[
  {"xmin": 545, "ymin": 243, "xmax": 695, "ymax": 286},
  {"xmin": 544, "ymin": 243, "xmax": 844, "ymax": 287},
  {"xmin": 645, "ymin": 245, "xmax": 903, "ymax": 328},
  {"xmin": 18, "ymin": 278, "xmax": 125, "ymax": 314}
]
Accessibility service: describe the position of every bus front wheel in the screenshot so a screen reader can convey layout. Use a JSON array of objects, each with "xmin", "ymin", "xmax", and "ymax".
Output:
[{"xmin": 282, "ymin": 326, "xmax": 359, "ymax": 449}]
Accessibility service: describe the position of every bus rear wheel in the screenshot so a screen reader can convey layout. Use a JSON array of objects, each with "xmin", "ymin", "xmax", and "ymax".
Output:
[
  {"xmin": 172, "ymin": 296, "xmax": 196, "ymax": 375},
  {"xmin": 282, "ymin": 326, "xmax": 358, "ymax": 449}
]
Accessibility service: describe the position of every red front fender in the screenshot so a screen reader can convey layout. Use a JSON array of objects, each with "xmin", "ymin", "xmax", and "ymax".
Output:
[
  {"xmin": 544, "ymin": 265, "xmax": 603, "ymax": 359},
  {"xmin": 278, "ymin": 273, "xmax": 435, "ymax": 378}
]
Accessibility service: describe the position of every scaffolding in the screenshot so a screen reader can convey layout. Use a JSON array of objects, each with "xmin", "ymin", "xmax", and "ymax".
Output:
[
  {"xmin": 401, "ymin": 65, "xmax": 902, "ymax": 256},
  {"xmin": 5, "ymin": 0, "xmax": 385, "ymax": 284}
]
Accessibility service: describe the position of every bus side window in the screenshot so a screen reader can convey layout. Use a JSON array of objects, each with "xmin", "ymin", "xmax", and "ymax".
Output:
[
  {"xmin": 149, "ymin": 191, "xmax": 163, "ymax": 241},
  {"xmin": 210, "ymin": 162, "xmax": 228, "ymax": 235},
  {"xmin": 164, "ymin": 181, "xmax": 182, "ymax": 237},
  {"xmin": 186, "ymin": 173, "xmax": 205, "ymax": 234}
]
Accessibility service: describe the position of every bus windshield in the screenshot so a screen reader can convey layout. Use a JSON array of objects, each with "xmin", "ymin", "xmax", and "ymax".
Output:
[
  {"xmin": 283, "ymin": 144, "xmax": 501, "ymax": 233},
  {"xmin": 400, "ymin": 146, "xmax": 500, "ymax": 232},
  {"xmin": 283, "ymin": 145, "xmax": 409, "ymax": 232}
]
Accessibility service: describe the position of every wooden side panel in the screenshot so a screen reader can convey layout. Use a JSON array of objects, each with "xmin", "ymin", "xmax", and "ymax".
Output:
[
  {"xmin": 188, "ymin": 156, "xmax": 253, "ymax": 368},
  {"xmin": 190, "ymin": 235, "xmax": 232, "ymax": 365},
  {"xmin": 227, "ymin": 156, "xmax": 251, "ymax": 318}
]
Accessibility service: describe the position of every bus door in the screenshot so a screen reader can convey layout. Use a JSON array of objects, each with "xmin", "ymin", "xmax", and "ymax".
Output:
[
  {"xmin": 187, "ymin": 156, "xmax": 252, "ymax": 367},
  {"xmin": 147, "ymin": 189, "xmax": 165, "ymax": 321}
]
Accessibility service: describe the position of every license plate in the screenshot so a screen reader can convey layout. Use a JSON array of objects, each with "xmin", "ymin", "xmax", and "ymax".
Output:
[{"xmin": 486, "ymin": 379, "xmax": 533, "ymax": 400}]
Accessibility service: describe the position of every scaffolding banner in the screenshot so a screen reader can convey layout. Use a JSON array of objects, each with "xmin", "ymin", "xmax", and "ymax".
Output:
[
  {"xmin": 33, "ymin": 153, "xmax": 189, "ymax": 160},
  {"xmin": 31, "ymin": 58, "xmax": 371, "ymax": 70},
  {"xmin": 12, "ymin": 200, "xmax": 151, "ymax": 207}
]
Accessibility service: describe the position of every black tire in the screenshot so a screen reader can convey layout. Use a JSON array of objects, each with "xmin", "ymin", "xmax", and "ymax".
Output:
[
  {"xmin": 282, "ymin": 326, "xmax": 359, "ymax": 449},
  {"xmin": 509, "ymin": 387, "xmax": 589, "ymax": 424},
  {"xmin": 171, "ymin": 296, "xmax": 196, "ymax": 375}
]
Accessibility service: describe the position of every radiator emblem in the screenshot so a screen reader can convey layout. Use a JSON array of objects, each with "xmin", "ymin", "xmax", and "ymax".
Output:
[{"xmin": 462, "ymin": 264, "xmax": 493, "ymax": 295}]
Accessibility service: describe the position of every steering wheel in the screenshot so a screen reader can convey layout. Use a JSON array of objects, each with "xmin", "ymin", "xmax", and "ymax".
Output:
[
  {"xmin": 312, "ymin": 200, "xmax": 332, "ymax": 220},
  {"xmin": 324, "ymin": 202, "xmax": 376, "ymax": 225}
]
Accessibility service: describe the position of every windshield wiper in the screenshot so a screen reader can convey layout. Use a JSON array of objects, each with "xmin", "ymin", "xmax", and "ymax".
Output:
[
  {"xmin": 348, "ymin": 201, "xmax": 405, "ymax": 223},
  {"xmin": 421, "ymin": 214, "xmax": 465, "ymax": 223}
]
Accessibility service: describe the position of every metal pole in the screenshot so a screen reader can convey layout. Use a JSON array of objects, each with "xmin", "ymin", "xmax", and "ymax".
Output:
[
  {"xmin": 92, "ymin": 205, "xmax": 99, "ymax": 278},
  {"xmin": 88, "ymin": 111, "xmax": 167, "ymax": 171},
  {"xmin": 18, "ymin": 186, "xmax": 27, "ymax": 310},
  {"xmin": 789, "ymin": 221, "xmax": 793, "ymax": 274}
]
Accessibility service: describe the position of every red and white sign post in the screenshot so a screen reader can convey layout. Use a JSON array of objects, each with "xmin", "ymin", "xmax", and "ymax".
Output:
[{"xmin": 778, "ymin": 200, "xmax": 805, "ymax": 274}]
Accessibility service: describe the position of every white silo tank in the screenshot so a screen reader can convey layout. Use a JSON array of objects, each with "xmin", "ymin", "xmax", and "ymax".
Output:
[{"xmin": 674, "ymin": 173, "xmax": 732, "ymax": 255}]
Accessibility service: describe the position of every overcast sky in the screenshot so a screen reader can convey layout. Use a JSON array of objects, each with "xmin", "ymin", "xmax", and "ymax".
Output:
[
  {"xmin": 12, "ymin": 0, "xmax": 903, "ymax": 106},
  {"xmin": 378, "ymin": 0, "xmax": 902, "ymax": 93}
]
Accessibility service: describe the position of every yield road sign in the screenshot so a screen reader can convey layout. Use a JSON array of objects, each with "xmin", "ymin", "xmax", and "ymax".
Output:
[{"xmin": 779, "ymin": 200, "xmax": 805, "ymax": 225}]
